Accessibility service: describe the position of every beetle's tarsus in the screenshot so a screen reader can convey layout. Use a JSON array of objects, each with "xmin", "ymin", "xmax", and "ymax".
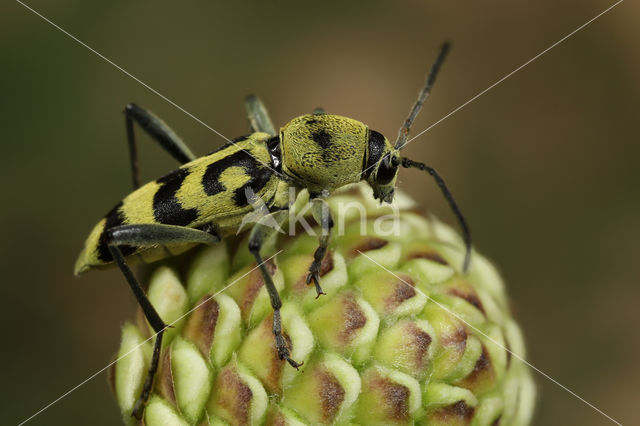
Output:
[
  {"xmin": 306, "ymin": 264, "xmax": 326, "ymax": 298},
  {"xmin": 276, "ymin": 330, "xmax": 303, "ymax": 369},
  {"xmin": 275, "ymin": 334, "xmax": 303, "ymax": 368}
]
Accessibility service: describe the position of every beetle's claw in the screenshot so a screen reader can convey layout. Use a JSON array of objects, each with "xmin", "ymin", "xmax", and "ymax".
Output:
[
  {"xmin": 306, "ymin": 265, "xmax": 325, "ymax": 298},
  {"xmin": 275, "ymin": 334, "xmax": 303, "ymax": 369}
]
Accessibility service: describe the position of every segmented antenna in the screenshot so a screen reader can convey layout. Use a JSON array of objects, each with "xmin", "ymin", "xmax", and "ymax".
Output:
[
  {"xmin": 400, "ymin": 157, "xmax": 472, "ymax": 272},
  {"xmin": 395, "ymin": 42, "xmax": 450, "ymax": 150}
]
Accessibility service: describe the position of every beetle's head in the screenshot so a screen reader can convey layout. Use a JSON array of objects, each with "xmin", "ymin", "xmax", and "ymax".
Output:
[{"xmin": 365, "ymin": 130, "xmax": 400, "ymax": 203}]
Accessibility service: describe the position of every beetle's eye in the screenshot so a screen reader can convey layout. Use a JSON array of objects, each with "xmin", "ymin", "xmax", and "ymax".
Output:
[{"xmin": 377, "ymin": 155, "xmax": 398, "ymax": 185}]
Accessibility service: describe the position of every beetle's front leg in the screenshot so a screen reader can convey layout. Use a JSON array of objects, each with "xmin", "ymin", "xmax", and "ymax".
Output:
[
  {"xmin": 306, "ymin": 198, "xmax": 334, "ymax": 298},
  {"xmin": 248, "ymin": 211, "xmax": 302, "ymax": 369}
]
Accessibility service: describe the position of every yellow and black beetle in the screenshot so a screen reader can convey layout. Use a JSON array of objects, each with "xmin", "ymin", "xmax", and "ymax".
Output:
[{"xmin": 75, "ymin": 43, "xmax": 470, "ymax": 419}]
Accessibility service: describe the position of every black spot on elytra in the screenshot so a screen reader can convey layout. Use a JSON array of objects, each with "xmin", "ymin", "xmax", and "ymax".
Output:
[
  {"xmin": 97, "ymin": 201, "xmax": 136, "ymax": 262},
  {"xmin": 104, "ymin": 202, "xmax": 125, "ymax": 230},
  {"xmin": 305, "ymin": 119, "xmax": 318, "ymax": 125},
  {"xmin": 201, "ymin": 150, "xmax": 274, "ymax": 207},
  {"xmin": 153, "ymin": 168, "xmax": 199, "ymax": 226},
  {"xmin": 312, "ymin": 130, "xmax": 332, "ymax": 149}
]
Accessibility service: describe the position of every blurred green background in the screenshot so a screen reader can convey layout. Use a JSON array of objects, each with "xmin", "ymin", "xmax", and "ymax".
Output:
[{"xmin": 1, "ymin": 1, "xmax": 638, "ymax": 424}]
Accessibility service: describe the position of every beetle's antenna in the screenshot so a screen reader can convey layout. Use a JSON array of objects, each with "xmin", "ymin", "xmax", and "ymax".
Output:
[
  {"xmin": 400, "ymin": 157, "xmax": 471, "ymax": 271},
  {"xmin": 395, "ymin": 42, "xmax": 450, "ymax": 151}
]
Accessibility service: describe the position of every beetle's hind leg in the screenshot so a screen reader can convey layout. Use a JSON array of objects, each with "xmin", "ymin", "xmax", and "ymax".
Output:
[
  {"xmin": 306, "ymin": 198, "xmax": 333, "ymax": 298},
  {"xmin": 248, "ymin": 211, "xmax": 303, "ymax": 369},
  {"xmin": 124, "ymin": 103, "xmax": 197, "ymax": 189},
  {"xmin": 106, "ymin": 223, "xmax": 220, "ymax": 418},
  {"xmin": 108, "ymin": 245, "xmax": 166, "ymax": 419}
]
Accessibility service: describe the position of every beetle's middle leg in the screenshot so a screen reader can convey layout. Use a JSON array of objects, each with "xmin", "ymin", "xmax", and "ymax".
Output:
[
  {"xmin": 306, "ymin": 198, "xmax": 333, "ymax": 298},
  {"xmin": 106, "ymin": 223, "xmax": 220, "ymax": 418},
  {"xmin": 244, "ymin": 94, "xmax": 276, "ymax": 136},
  {"xmin": 248, "ymin": 210, "xmax": 302, "ymax": 369},
  {"xmin": 124, "ymin": 103, "xmax": 197, "ymax": 189}
]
